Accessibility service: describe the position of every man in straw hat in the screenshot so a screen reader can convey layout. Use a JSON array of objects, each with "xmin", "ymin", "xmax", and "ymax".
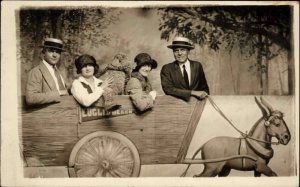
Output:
[
  {"xmin": 160, "ymin": 36, "xmax": 209, "ymax": 101},
  {"xmin": 26, "ymin": 38, "xmax": 69, "ymax": 105}
]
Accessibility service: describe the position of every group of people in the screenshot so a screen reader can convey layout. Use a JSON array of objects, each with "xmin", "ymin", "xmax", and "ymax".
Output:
[{"xmin": 25, "ymin": 36, "xmax": 209, "ymax": 112}]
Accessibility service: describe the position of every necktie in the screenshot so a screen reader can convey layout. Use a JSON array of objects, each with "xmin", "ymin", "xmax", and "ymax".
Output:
[
  {"xmin": 53, "ymin": 66, "xmax": 65, "ymax": 90},
  {"xmin": 183, "ymin": 64, "xmax": 189, "ymax": 87}
]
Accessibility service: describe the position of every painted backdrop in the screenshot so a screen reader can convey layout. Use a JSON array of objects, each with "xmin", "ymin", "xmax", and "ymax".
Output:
[{"xmin": 18, "ymin": 6, "xmax": 294, "ymax": 96}]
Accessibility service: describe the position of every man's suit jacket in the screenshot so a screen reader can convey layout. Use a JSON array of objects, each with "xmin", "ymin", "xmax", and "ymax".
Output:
[
  {"xmin": 25, "ymin": 62, "xmax": 68, "ymax": 105},
  {"xmin": 160, "ymin": 60, "xmax": 209, "ymax": 101}
]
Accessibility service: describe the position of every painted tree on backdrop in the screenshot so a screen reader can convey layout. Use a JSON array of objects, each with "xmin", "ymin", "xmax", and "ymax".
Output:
[
  {"xmin": 19, "ymin": 8, "xmax": 120, "ymax": 93},
  {"xmin": 158, "ymin": 6, "xmax": 293, "ymax": 95}
]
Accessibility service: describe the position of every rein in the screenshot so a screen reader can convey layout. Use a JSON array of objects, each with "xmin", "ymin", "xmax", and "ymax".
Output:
[{"xmin": 206, "ymin": 96, "xmax": 279, "ymax": 145}]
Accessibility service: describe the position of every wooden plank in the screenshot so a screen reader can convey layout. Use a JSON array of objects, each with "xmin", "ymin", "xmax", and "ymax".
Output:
[
  {"xmin": 22, "ymin": 136, "xmax": 78, "ymax": 166},
  {"xmin": 176, "ymin": 99, "xmax": 207, "ymax": 163},
  {"xmin": 134, "ymin": 134, "xmax": 186, "ymax": 164},
  {"xmin": 21, "ymin": 96, "xmax": 77, "ymax": 113},
  {"xmin": 22, "ymin": 97, "xmax": 78, "ymax": 137},
  {"xmin": 78, "ymin": 112, "xmax": 190, "ymax": 135},
  {"xmin": 22, "ymin": 121, "xmax": 77, "ymax": 137}
]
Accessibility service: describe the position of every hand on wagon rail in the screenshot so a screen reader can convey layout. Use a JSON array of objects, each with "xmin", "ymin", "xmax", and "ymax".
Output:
[
  {"xmin": 99, "ymin": 76, "xmax": 114, "ymax": 90},
  {"xmin": 149, "ymin": 90, "xmax": 157, "ymax": 100},
  {"xmin": 191, "ymin": 90, "xmax": 208, "ymax": 100}
]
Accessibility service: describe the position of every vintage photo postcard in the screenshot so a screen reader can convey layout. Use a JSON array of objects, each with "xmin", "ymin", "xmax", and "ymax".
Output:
[{"xmin": 1, "ymin": 1, "xmax": 299, "ymax": 186}]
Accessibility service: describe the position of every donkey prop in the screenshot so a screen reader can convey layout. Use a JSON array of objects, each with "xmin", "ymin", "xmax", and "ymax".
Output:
[{"xmin": 181, "ymin": 97, "xmax": 291, "ymax": 177}]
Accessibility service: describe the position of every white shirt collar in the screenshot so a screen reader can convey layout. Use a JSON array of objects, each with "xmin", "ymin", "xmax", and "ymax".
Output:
[
  {"xmin": 43, "ymin": 59, "xmax": 55, "ymax": 69},
  {"xmin": 179, "ymin": 59, "xmax": 190, "ymax": 67},
  {"xmin": 42, "ymin": 59, "xmax": 66, "ymax": 92},
  {"xmin": 179, "ymin": 59, "xmax": 191, "ymax": 71}
]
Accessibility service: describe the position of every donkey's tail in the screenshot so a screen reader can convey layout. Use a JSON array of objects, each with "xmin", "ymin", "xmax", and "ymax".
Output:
[{"xmin": 180, "ymin": 144, "xmax": 204, "ymax": 177}]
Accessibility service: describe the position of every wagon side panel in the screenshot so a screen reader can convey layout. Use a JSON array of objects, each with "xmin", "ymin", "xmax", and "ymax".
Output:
[
  {"xmin": 78, "ymin": 96, "xmax": 204, "ymax": 165},
  {"xmin": 21, "ymin": 97, "xmax": 79, "ymax": 166}
]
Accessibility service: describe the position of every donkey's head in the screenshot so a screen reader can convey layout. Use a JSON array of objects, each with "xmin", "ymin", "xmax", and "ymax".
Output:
[{"xmin": 255, "ymin": 97, "xmax": 291, "ymax": 145}]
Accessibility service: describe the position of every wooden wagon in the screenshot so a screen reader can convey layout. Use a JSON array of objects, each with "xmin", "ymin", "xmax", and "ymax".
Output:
[{"xmin": 21, "ymin": 95, "xmax": 206, "ymax": 177}]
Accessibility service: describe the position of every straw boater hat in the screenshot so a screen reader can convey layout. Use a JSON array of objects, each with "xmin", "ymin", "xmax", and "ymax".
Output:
[
  {"xmin": 167, "ymin": 36, "xmax": 194, "ymax": 50},
  {"xmin": 41, "ymin": 38, "xmax": 65, "ymax": 51}
]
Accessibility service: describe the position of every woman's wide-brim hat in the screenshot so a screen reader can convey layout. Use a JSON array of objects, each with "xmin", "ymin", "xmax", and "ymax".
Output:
[
  {"xmin": 167, "ymin": 36, "xmax": 194, "ymax": 50},
  {"xmin": 134, "ymin": 53, "xmax": 158, "ymax": 71},
  {"xmin": 40, "ymin": 38, "xmax": 65, "ymax": 51},
  {"xmin": 75, "ymin": 54, "xmax": 99, "ymax": 74}
]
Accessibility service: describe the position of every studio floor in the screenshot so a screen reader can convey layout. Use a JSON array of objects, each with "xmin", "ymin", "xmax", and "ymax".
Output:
[{"xmin": 24, "ymin": 164, "xmax": 253, "ymax": 178}]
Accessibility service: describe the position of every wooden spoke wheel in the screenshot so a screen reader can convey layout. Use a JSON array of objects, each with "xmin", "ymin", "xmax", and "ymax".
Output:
[{"xmin": 68, "ymin": 131, "xmax": 140, "ymax": 177}]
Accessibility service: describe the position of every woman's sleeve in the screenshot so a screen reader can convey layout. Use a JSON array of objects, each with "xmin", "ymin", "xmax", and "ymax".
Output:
[
  {"xmin": 125, "ymin": 78, "xmax": 154, "ymax": 112},
  {"xmin": 71, "ymin": 79, "xmax": 104, "ymax": 107}
]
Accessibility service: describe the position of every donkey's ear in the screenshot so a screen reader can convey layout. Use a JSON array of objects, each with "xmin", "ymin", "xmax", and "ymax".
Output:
[
  {"xmin": 255, "ymin": 96, "xmax": 268, "ymax": 117},
  {"xmin": 260, "ymin": 97, "xmax": 274, "ymax": 115}
]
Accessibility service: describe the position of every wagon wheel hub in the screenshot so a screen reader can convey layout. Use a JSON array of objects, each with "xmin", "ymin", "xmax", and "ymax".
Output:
[{"xmin": 101, "ymin": 160, "xmax": 110, "ymax": 170}]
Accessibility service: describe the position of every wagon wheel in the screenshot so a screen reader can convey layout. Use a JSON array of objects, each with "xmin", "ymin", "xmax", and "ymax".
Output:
[{"xmin": 68, "ymin": 131, "xmax": 140, "ymax": 177}]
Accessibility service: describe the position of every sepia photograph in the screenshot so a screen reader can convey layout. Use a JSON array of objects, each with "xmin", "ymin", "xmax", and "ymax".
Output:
[{"xmin": 1, "ymin": 1, "xmax": 299, "ymax": 186}]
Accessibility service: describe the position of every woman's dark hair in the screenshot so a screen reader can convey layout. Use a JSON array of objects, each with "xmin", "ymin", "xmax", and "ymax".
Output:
[{"xmin": 75, "ymin": 54, "xmax": 99, "ymax": 75}]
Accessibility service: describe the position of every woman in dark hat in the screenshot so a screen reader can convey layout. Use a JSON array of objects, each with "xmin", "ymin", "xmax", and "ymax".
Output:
[
  {"xmin": 125, "ymin": 53, "xmax": 158, "ymax": 112},
  {"xmin": 71, "ymin": 54, "xmax": 113, "ymax": 107}
]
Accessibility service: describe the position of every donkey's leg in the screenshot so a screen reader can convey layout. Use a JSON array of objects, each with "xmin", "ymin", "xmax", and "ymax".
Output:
[
  {"xmin": 255, "ymin": 161, "xmax": 277, "ymax": 177},
  {"xmin": 194, "ymin": 165, "xmax": 217, "ymax": 177},
  {"xmin": 254, "ymin": 170, "xmax": 261, "ymax": 177},
  {"xmin": 194, "ymin": 163, "xmax": 225, "ymax": 177},
  {"xmin": 218, "ymin": 165, "xmax": 231, "ymax": 177}
]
